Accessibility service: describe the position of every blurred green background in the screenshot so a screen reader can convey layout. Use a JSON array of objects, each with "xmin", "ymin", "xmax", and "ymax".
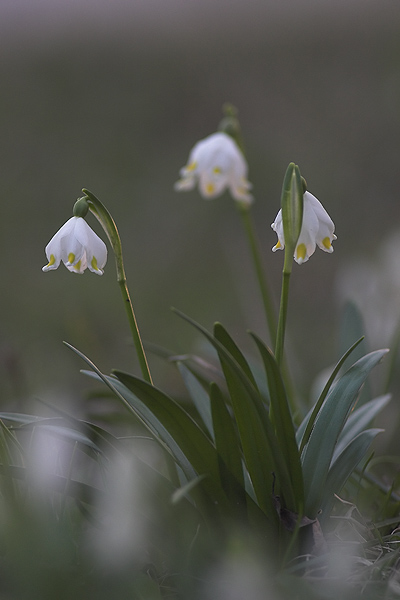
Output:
[{"xmin": 1, "ymin": 0, "xmax": 400, "ymax": 410}]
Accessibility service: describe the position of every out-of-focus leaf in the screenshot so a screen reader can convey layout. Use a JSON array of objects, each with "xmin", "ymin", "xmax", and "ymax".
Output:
[
  {"xmin": 250, "ymin": 332, "xmax": 304, "ymax": 510},
  {"xmin": 338, "ymin": 302, "xmax": 368, "ymax": 370},
  {"xmin": 332, "ymin": 394, "xmax": 391, "ymax": 463},
  {"xmin": 297, "ymin": 337, "xmax": 364, "ymax": 451},
  {"xmin": 302, "ymin": 349, "xmax": 388, "ymax": 517},
  {"xmin": 321, "ymin": 428, "xmax": 384, "ymax": 518},
  {"xmin": 0, "ymin": 413, "xmax": 42, "ymax": 425},
  {"xmin": 171, "ymin": 475, "xmax": 207, "ymax": 504},
  {"xmin": 177, "ymin": 361, "xmax": 214, "ymax": 440},
  {"xmin": 338, "ymin": 301, "xmax": 370, "ymax": 403}
]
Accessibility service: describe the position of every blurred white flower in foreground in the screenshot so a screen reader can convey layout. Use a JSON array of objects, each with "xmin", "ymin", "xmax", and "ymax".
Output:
[
  {"xmin": 42, "ymin": 216, "xmax": 107, "ymax": 275},
  {"xmin": 174, "ymin": 132, "xmax": 253, "ymax": 204},
  {"xmin": 271, "ymin": 191, "xmax": 336, "ymax": 264}
]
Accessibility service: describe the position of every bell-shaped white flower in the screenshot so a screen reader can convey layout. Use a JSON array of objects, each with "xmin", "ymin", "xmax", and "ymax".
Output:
[
  {"xmin": 42, "ymin": 216, "xmax": 107, "ymax": 275},
  {"xmin": 174, "ymin": 132, "xmax": 253, "ymax": 204},
  {"xmin": 271, "ymin": 191, "xmax": 336, "ymax": 264}
]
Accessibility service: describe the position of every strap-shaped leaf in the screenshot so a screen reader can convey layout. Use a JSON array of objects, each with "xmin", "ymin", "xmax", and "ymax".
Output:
[
  {"xmin": 297, "ymin": 337, "xmax": 364, "ymax": 452},
  {"xmin": 332, "ymin": 394, "xmax": 391, "ymax": 464},
  {"xmin": 214, "ymin": 323, "xmax": 258, "ymax": 389},
  {"xmin": 177, "ymin": 362, "xmax": 214, "ymax": 440},
  {"xmin": 173, "ymin": 309, "xmax": 291, "ymax": 522},
  {"xmin": 302, "ymin": 349, "xmax": 388, "ymax": 517},
  {"xmin": 321, "ymin": 428, "xmax": 383, "ymax": 519},
  {"xmin": 250, "ymin": 332, "xmax": 304, "ymax": 509},
  {"xmin": 210, "ymin": 382, "xmax": 245, "ymax": 497},
  {"xmin": 112, "ymin": 370, "xmax": 230, "ymax": 511}
]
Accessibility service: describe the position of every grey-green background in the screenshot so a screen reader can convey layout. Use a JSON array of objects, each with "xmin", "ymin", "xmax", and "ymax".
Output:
[{"xmin": 1, "ymin": 0, "xmax": 399, "ymax": 411}]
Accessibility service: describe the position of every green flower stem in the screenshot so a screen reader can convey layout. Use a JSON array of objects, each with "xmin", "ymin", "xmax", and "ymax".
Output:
[
  {"xmin": 237, "ymin": 202, "xmax": 277, "ymax": 347},
  {"xmin": 83, "ymin": 189, "xmax": 153, "ymax": 385},
  {"xmin": 275, "ymin": 269, "xmax": 291, "ymax": 369}
]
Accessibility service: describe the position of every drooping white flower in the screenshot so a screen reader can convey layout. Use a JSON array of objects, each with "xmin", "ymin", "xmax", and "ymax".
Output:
[
  {"xmin": 271, "ymin": 191, "xmax": 336, "ymax": 264},
  {"xmin": 174, "ymin": 132, "xmax": 253, "ymax": 204},
  {"xmin": 42, "ymin": 216, "xmax": 107, "ymax": 275}
]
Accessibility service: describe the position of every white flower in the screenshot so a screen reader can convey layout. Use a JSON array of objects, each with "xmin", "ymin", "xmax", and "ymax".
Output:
[
  {"xmin": 174, "ymin": 132, "xmax": 253, "ymax": 204},
  {"xmin": 271, "ymin": 191, "xmax": 336, "ymax": 264},
  {"xmin": 42, "ymin": 216, "xmax": 107, "ymax": 275}
]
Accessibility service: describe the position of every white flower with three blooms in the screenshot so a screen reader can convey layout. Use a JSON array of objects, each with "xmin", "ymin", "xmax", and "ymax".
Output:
[
  {"xmin": 174, "ymin": 131, "xmax": 253, "ymax": 205},
  {"xmin": 271, "ymin": 190, "xmax": 336, "ymax": 264}
]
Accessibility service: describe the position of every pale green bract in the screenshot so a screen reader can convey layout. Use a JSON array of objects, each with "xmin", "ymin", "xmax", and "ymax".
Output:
[{"xmin": 42, "ymin": 216, "xmax": 107, "ymax": 275}]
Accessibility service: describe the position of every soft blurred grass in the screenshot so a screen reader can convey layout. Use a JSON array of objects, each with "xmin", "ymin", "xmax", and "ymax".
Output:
[{"xmin": 0, "ymin": 3, "xmax": 399, "ymax": 407}]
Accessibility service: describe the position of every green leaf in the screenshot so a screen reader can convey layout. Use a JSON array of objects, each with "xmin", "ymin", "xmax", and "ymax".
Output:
[
  {"xmin": 250, "ymin": 332, "xmax": 304, "ymax": 509},
  {"xmin": 177, "ymin": 361, "xmax": 214, "ymax": 439},
  {"xmin": 173, "ymin": 309, "xmax": 290, "ymax": 523},
  {"xmin": 332, "ymin": 394, "xmax": 391, "ymax": 463},
  {"xmin": 297, "ymin": 337, "xmax": 365, "ymax": 452},
  {"xmin": 111, "ymin": 370, "xmax": 230, "ymax": 511},
  {"xmin": 321, "ymin": 428, "xmax": 384, "ymax": 519},
  {"xmin": 214, "ymin": 323, "xmax": 258, "ymax": 389},
  {"xmin": 210, "ymin": 382, "xmax": 245, "ymax": 503},
  {"xmin": 301, "ymin": 349, "xmax": 388, "ymax": 517}
]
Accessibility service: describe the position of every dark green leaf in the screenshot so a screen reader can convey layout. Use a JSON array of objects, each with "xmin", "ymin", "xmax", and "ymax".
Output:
[
  {"xmin": 302, "ymin": 349, "xmax": 388, "ymax": 517},
  {"xmin": 250, "ymin": 332, "xmax": 303, "ymax": 509},
  {"xmin": 297, "ymin": 337, "xmax": 364, "ymax": 452},
  {"xmin": 112, "ymin": 370, "xmax": 230, "ymax": 511},
  {"xmin": 321, "ymin": 428, "xmax": 383, "ymax": 519},
  {"xmin": 177, "ymin": 361, "xmax": 214, "ymax": 439},
  {"xmin": 332, "ymin": 394, "xmax": 391, "ymax": 463},
  {"xmin": 214, "ymin": 323, "xmax": 258, "ymax": 389}
]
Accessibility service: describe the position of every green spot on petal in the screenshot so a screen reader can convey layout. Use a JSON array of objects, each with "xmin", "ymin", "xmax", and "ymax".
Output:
[
  {"xmin": 322, "ymin": 236, "xmax": 331, "ymax": 249},
  {"xmin": 68, "ymin": 252, "xmax": 75, "ymax": 264},
  {"xmin": 296, "ymin": 243, "xmax": 307, "ymax": 261},
  {"xmin": 91, "ymin": 256, "xmax": 99, "ymax": 271}
]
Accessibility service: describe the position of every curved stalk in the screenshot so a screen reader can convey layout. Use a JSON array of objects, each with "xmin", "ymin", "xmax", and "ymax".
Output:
[{"xmin": 83, "ymin": 188, "xmax": 153, "ymax": 385}]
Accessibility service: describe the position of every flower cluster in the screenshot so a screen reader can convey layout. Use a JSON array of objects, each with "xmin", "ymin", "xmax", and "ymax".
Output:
[
  {"xmin": 174, "ymin": 132, "xmax": 253, "ymax": 204},
  {"xmin": 42, "ymin": 216, "xmax": 107, "ymax": 275},
  {"xmin": 271, "ymin": 191, "xmax": 336, "ymax": 264}
]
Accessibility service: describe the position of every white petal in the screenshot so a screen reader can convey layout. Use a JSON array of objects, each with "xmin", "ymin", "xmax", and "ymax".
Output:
[
  {"xmin": 44, "ymin": 216, "xmax": 77, "ymax": 262},
  {"xmin": 174, "ymin": 177, "xmax": 196, "ymax": 192},
  {"xmin": 74, "ymin": 218, "xmax": 107, "ymax": 272},
  {"xmin": 271, "ymin": 209, "xmax": 284, "ymax": 251}
]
